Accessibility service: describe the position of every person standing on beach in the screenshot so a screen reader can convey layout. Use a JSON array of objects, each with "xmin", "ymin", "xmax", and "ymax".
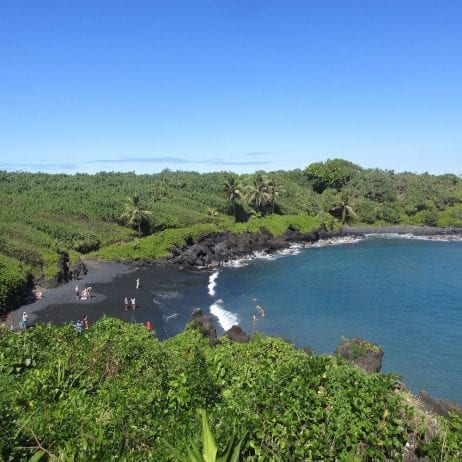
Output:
[
  {"xmin": 124, "ymin": 297, "xmax": 129, "ymax": 311},
  {"xmin": 82, "ymin": 315, "xmax": 89, "ymax": 330},
  {"xmin": 21, "ymin": 312, "xmax": 29, "ymax": 330},
  {"xmin": 75, "ymin": 285, "xmax": 79, "ymax": 299},
  {"xmin": 136, "ymin": 278, "xmax": 140, "ymax": 289},
  {"xmin": 131, "ymin": 297, "xmax": 136, "ymax": 310}
]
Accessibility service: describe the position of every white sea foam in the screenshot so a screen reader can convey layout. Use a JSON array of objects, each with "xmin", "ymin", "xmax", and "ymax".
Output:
[
  {"xmin": 155, "ymin": 290, "xmax": 181, "ymax": 299},
  {"xmin": 221, "ymin": 245, "xmax": 302, "ymax": 268},
  {"xmin": 209, "ymin": 299, "xmax": 239, "ymax": 331},
  {"xmin": 208, "ymin": 271, "xmax": 219, "ymax": 297},
  {"xmin": 365, "ymin": 232, "xmax": 462, "ymax": 242},
  {"xmin": 165, "ymin": 313, "xmax": 179, "ymax": 320},
  {"xmin": 307, "ymin": 236, "xmax": 364, "ymax": 248},
  {"xmin": 228, "ymin": 258, "xmax": 249, "ymax": 267}
]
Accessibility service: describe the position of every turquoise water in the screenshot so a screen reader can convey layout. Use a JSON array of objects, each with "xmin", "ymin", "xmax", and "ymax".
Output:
[{"xmin": 203, "ymin": 237, "xmax": 462, "ymax": 403}]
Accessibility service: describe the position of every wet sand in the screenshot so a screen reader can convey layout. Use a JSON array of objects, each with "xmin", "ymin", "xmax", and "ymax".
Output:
[{"xmin": 13, "ymin": 259, "xmax": 198, "ymax": 340}]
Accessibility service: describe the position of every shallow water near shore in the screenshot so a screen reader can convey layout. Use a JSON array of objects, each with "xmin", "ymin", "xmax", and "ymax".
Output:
[{"xmin": 173, "ymin": 236, "xmax": 462, "ymax": 403}]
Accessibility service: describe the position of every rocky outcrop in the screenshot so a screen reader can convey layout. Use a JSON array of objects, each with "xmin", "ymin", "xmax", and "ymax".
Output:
[
  {"xmin": 170, "ymin": 228, "xmax": 322, "ymax": 268},
  {"xmin": 224, "ymin": 325, "xmax": 250, "ymax": 343},
  {"xmin": 418, "ymin": 390, "xmax": 462, "ymax": 418},
  {"xmin": 335, "ymin": 337, "xmax": 384, "ymax": 373},
  {"xmin": 190, "ymin": 308, "xmax": 218, "ymax": 345},
  {"xmin": 68, "ymin": 258, "xmax": 88, "ymax": 282}
]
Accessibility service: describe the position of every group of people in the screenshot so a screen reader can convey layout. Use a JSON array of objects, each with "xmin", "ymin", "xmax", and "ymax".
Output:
[
  {"xmin": 123, "ymin": 278, "xmax": 140, "ymax": 311},
  {"xmin": 75, "ymin": 285, "xmax": 92, "ymax": 300},
  {"xmin": 124, "ymin": 296, "xmax": 137, "ymax": 311},
  {"xmin": 252, "ymin": 299, "xmax": 266, "ymax": 322}
]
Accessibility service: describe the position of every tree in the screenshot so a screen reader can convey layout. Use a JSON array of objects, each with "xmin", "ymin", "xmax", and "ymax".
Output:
[
  {"xmin": 330, "ymin": 190, "xmax": 357, "ymax": 224},
  {"xmin": 267, "ymin": 178, "xmax": 284, "ymax": 214},
  {"xmin": 120, "ymin": 194, "xmax": 152, "ymax": 237},
  {"xmin": 223, "ymin": 174, "xmax": 243, "ymax": 222},
  {"xmin": 304, "ymin": 159, "xmax": 362, "ymax": 193},
  {"xmin": 245, "ymin": 173, "xmax": 270, "ymax": 214},
  {"xmin": 351, "ymin": 169, "xmax": 396, "ymax": 204}
]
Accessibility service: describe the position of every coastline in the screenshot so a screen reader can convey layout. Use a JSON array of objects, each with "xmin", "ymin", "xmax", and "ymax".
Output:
[
  {"xmin": 11, "ymin": 226, "xmax": 462, "ymax": 410},
  {"xmin": 14, "ymin": 225, "xmax": 462, "ymax": 332},
  {"xmin": 335, "ymin": 224, "xmax": 462, "ymax": 237}
]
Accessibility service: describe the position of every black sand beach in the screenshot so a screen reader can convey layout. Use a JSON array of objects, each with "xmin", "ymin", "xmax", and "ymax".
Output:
[
  {"xmin": 13, "ymin": 259, "xmax": 208, "ymax": 340},
  {"xmin": 13, "ymin": 225, "xmax": 462, "ymax": 339}
]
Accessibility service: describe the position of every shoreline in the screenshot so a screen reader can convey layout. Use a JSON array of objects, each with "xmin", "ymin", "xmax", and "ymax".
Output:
[
  {"xmin": 12, "ymin": 259, "xmax": 201, "ymax": 340},
  {"xmin": 14, "ymin": 225, "xmax": 462, "ymax": 331},
  {"xmin": 335, "ymin": 224, "xmax": 462, "ymax": 236},
  {"xmin": 10, "ymin": 226, "xmax": 462, "ymax": 410}
]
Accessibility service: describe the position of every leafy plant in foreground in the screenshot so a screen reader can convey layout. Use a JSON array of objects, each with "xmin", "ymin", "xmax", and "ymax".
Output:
[{"xmin": 175, "ymin": 409, "xmax": 246, "ymax": 462}]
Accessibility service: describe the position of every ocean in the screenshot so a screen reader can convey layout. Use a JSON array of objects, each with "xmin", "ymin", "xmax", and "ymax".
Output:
[{"xmin": 152, "ymin": 235, "xmax": 462, "ymax": 403}]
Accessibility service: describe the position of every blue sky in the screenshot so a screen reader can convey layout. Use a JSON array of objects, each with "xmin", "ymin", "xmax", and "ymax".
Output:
[{"xmin": 1, "ymin": 0, "xmax": 461, "ymax": 175}]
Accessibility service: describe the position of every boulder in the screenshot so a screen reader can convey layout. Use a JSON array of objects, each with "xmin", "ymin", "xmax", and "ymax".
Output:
[
  {"xmin": 224, "ymin": 325, "xmax": 250, "ymax": 343},
  {"xmin": 335, "ymin": 337, "xmax": 384, "ymax": 373},
  {"xmin": 190, "ymin": 308, "xmax": 217, "ymax": 345}
]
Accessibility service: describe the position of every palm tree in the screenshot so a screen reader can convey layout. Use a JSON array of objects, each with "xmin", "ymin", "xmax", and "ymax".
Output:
[
  {"xmin": 331, "ymin": 190, "xmax": 357, "ymax": 224},
  {"xmin": 121, "ymin": 194, "xmax": 152, "ymax": 237},
  {"xmin": 267, "ymin": 178, "xmax": 284, "ymax": 214},
  {"xmin": 223, "ymin": 174, "xmax": 243, "ymax": 222},
  {"xmin": 245, "ymin": 173, "xmax": 270, "ymax": 214}
]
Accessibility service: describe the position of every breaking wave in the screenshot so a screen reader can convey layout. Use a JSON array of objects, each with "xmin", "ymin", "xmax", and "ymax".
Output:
[{"xmin": 209, "ymin": 298, "xmax": 239, "ymax": 331}]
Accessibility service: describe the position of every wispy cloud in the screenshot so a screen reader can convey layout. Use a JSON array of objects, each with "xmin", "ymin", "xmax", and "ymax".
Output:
[
  {"xmin": 207, "ymin": 158, "xmax": 271, "ymax": 166},
  {"xmin": 1, "ymin": 156, "xmax": 273, "ymax": 173},
  {"xmin": 244, "ymin": 152, "xmax": 269, "ymax": 157},
  {"xmin": 0, "ymin": 162, "xmax": 78, "ymax": 171},
  {"xmin": 86, "ymin": 156, "xmax": 272, "ymax": 167},
  {"xmin": 87, "ymin": 156, "xmax": 192, "ymax": 164}
]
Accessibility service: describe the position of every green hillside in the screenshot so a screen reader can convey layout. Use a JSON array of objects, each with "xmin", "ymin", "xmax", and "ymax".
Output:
[{"xmin": 1, "ymin": 160, "xmax": 462, "ymax": 313}]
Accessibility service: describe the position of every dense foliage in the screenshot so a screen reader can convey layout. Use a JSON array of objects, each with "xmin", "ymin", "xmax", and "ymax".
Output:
[
  {"xmin": 1, "ymin": 161, "xmax": 461, "ymax": 313},
  {"xmin": 1, "ymin": 318, "xmax": 460, "ymax": 460}
]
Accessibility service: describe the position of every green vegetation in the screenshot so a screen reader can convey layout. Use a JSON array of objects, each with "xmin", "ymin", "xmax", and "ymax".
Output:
[
  {"xmin": 1, "ymin": 162, "xmax": 461, "ymax": 313},
  {"xmin": 1, "ymin": 318, "xmax": 460, "ymax": 460},
  {"xmin": 120, "ymin": 194, "xmax": 152, "ymax": 237}
]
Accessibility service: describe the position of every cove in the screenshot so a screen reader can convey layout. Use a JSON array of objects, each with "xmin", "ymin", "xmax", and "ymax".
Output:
[{"xmin": 202, "ymin": 236, "xmax": 462, "ymax": 403}]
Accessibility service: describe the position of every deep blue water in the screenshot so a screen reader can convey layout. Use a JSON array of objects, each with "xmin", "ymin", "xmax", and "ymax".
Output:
[{"xmin": 154, "ymin": 237, "xmax": 462, "ymax": 403}]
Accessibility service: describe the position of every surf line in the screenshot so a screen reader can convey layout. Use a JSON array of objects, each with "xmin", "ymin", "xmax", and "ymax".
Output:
[
  {"xmin": 207, "ymin": 270, "xmax": 239, "ymax": 331},
  {"xmin": 208, "ymin": 270, "xmax": 219, "ymax": 297}
]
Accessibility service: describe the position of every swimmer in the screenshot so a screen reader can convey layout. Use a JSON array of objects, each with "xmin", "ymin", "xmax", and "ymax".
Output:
[
  {"xmin": 251, "ymin": 297, "xmax": 258, "ymax": 303},
  {"xmin": 256, "ymin": 304, "xmax": 265, "ymax": 317}
]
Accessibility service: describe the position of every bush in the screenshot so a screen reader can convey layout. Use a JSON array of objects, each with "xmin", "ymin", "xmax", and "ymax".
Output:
[
  {"xmin": 1, "ymin": 321, "xmax": 459, "ymax": 460},
  {"xmin": 0, "ymin": 254, "xmax": 30, "ymax": 314}
]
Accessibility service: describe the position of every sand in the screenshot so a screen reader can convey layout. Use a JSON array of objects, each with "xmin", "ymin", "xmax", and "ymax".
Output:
[{"xmin": 12, "ymin": 259, "xmax": 192, "ymax": 340}]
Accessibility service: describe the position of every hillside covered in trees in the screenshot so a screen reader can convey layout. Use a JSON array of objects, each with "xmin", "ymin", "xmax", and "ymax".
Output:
[{"xmin": 1, "ymin": 159, "xmax": 462, "ymax": 314}]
